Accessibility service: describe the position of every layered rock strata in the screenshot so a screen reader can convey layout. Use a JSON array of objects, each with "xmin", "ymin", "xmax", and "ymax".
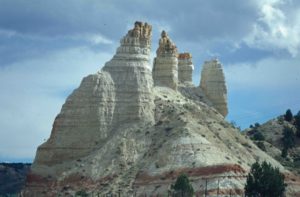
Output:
[
  {"xmin": 152, "ymin": 31, "xmax": 178, "ymax": 90},
  {"xmin": 102, "ymin": 21, "xmax": 154, "ymax": 124},
  {"xmin": 23, "ymin": 22, "xmax": 300, "ymax": 197},
  {"xmin": 178, "ymin": 52, "xmax": 194, "ymax": 85},
  {"xmin": 200, "ymin": 59, "xmax": 228, "ymax": 117},
  {"xmin": 31, "ymin": 21, "xmax": 155, "ymax": 172}
]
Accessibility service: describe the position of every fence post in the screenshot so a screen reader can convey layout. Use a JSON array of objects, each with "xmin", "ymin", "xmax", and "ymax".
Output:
[
  {"xmin": 217, "ymin": 178, "xmax": 220, "ymax": 197},
  {"xmin": 205, "ymin": 178, "xmax": 208, "ymax": 197}
]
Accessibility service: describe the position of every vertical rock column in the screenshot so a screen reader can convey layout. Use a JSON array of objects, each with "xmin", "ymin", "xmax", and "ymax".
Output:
[
  {"xmin": 103, "ymin": 21, "xmax": 155, "ymax": 124},
  {"xmin": 178, "ymin": 52, "xmax": 194, "ymax": 85},
  {"xmin": 200, "ymin": 59, "xmax": 228, "ymax": 117},
  {"xmin": 152, "ymin": 31, "xmax": 178, "ymax": 90}
]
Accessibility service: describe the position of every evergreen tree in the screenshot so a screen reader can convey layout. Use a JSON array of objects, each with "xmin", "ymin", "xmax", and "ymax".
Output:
[
  {"xmin": 252, "ymin": 131, "xmax": 265, "ymax": 141},
  {"xmin": 172, "ymin": 174, "xmax": 194, "ymax": 197},
  {"xmin": 295, "ymin": 111, "xmax": 300, "ymax": 138},
  {"xmin": 245, "ymin": 161, "xmax": 285, "ymax": 197},
  {"xmin": 284, "ymin": 109, "xmax": 293, "ymax": 122},
  {"xmin": 282, "ymin": 126, "xmax": 295, "ymax": 150}
]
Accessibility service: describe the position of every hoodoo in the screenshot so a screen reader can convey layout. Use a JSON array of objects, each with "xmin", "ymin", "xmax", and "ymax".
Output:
[
  {"xmin": 178, "ymin": 52, "xmax": 194, "ymax": 85},
  {"xmin": 152, "ymin": 30, "xmax": 178, "ymax": 90},
  {"xmin": 200, "ymin": 59, "xmax": 228, "ymax": 117}
]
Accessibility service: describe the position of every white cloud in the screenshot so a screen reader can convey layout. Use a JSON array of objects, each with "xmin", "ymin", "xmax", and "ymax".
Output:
[
  {"xmin": 0, "ymin": 27, "xmax": 113, "ymax": 45},
  {"xmin": 0, "ymin": 47, "xmax": 112, "ymax": 160},
  {"xmin": 71, "ymin": 33, "xmax": 113, "ymax": 45},
  {"xmin": 245, "ymin": 0, "xmax": 300, "ymax": 56},
  {"xmin": 224, "ymin": 56, "xmax": 300, "ymax": 90}
]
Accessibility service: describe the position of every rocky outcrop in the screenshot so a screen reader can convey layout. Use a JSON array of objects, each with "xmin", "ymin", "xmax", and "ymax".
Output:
[
  {"xmin": 30, "ymin": 21, "xmax": 155, "ymax": 174},
  {"xmin": 178, "ymin": 52, "xmax": 194, "ymax": 85},
  {"xmin": 152, "ymin": 31, "xmax": 178, "ymax": 90},
  {"xmin": 200, "ymin": 59, "xmax": 228, "ymax": 117}
]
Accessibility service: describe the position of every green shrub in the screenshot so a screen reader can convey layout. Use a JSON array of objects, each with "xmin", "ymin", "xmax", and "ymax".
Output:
[
  {"xmin": 172, "ymin": 174, "xmax": 194, "ymax": 197},
  {"xmin": 284, "ymin": 109, "xmax": 293, "ymax": 122},
  {"xmin": 245, "ymin": 161, "xmax": 286, "ymax": 197},
  {"xmin": 282, "ymin": 127, "xmax": 295, "ymax": 150},
  {"xmin": 281, "ymin": 148, "xmax": 288, "ymax": 158},
  {"xmin": 252, "ymin": 131, "xmax": 265, "ymax": 141},
  {"xmin": 256, "ymin": 141, "xmax": 266, "ymax": 151},
  {"xmin": 294, "ymin": 111, "xmax": 300, "ymax": 138},
  {"xmin": 75, "ymin": 190, "xmax": 88, "ymax": 197}
]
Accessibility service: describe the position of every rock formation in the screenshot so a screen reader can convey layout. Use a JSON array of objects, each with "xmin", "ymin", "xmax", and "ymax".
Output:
[
  {"xmin": 152, "ymin": 31, "xmax": 178, "ymax": 90},
  {"xmin": 200, "ymin": 59, "xmax": 228, "ymax": 117},
  {"xmin": 102, "ymin": 21, "xmax": 154, "ymax": 124},
  {"xmin": 23, "ymin": 22, "xmax": 300, "ymax": 197},
  {"xmin": 30, "ymin": 21, "xmax": 154, "ymax": 170},
  {"xmin": 178, "ymin": 52, "xmax": 194, "ymax": 85}
]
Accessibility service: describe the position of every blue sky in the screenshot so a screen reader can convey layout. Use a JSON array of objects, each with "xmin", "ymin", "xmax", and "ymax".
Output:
[{"xmin": 1, "ymin": 0, "xmax": 300, "ymax": 162}]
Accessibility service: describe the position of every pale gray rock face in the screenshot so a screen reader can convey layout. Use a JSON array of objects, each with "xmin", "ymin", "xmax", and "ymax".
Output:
[
  {"xmin": 152, "ymin": 31, "xmax": 178, "ymax": 90},
  {"xmin": 200, "ymin": 59, "xmax": 228, "ymax": 117},
  {"xmin": 34, "ymin": 72, "xmax": 116, "ymax": 166},
  {"xmin": 178, "ymin": 53, "xmax": 194, "ymax": 85},
  {"xmin": 32, "ymin": 22, "xmax": 155, "ymax": 169}
]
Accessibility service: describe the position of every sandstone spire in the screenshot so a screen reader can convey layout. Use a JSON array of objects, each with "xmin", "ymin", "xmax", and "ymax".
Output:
[
  {"xmin": 200, "ymin": 59, "xmax": 228, "ymax": 116},
  {"xmin": 103, "ymin": 21, "xmax": 154, "ymax": 123},
  {"xmin": 152, "ymin": 30, "xmax": 178, "ymax": 90},
  {"xmin": 178, "ymin": 52, "xmax": 194, "ymax": 84}
]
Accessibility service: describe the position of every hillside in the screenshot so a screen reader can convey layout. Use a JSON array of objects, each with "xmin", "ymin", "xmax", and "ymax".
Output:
[
  {"xmin": 0, "ymin": 163, "xmax": 31, "ymax": 196},
  {"xmin": 245, "ymin": 111, "xmax": 300, "ymax": 176}
]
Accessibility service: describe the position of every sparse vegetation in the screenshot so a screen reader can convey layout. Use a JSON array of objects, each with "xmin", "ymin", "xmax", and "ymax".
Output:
[
  {"xmin": 171, "ymin": 174, "xmax": 194, "ymax": 197},
  {"xmin": 281, "ymin": 126, "xmax": 295, "ymax": 158},
  {"xmin": 294, "ymin": 111, "xmax": 300, "ymax": 138},
  {"xmin": 255, "ymin": 141, "xmax": 266, "ymax": 151},
  {"xmin": 75, "ymin": 190, "xmax": 88, "ymax": 197},
  {"xmin": 282, "ymin": 127, "xmax": 295, "ymax": 150},
  {"xmin": 245, "ymin": 161, "xmax": 285, "ymax": 197},
  {"xmin": 252, "ymin": 131, "xmax": 265, "ymax": 141}
]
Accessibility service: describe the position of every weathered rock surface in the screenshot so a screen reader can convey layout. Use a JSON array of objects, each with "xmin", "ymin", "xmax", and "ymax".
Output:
[
  {"xmin": 30, "ymin": 21, "xmax": 154, "ymax": 176},
  {"xmin": 200, "ymin": 59, "xmax": 228, "ymax": 117},
  {"xmin": 178, "ymin": 52, "xmax": 194, "ymax": 85},
  {"xmin": 152, "ymin": 31, "xmax": 178, "ymax": 90},
  {"xmin": 23, "ymin": 22, "xmax": 300, "ymax": 197}
]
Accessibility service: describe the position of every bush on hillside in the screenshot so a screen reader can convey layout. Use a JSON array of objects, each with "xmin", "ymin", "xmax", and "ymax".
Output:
[
  {"xmin": 172, "ymin": 174, "xmax": 194, "ymax": 197},
  {"xmin": 245, "ymin": 161, "xmax": 286, "ymax": 197},
  {"xmin": 294, "ymin": 111, "xmax": 300, "ymax": 138},
  {"xmin": 284, "ymin": 109, "xmax": 293, "ymax": 122},
  {"xmin": 282, "ymin": 126, "xmax": 295, "ymax": 150},
  {"xmin": 252, "ymin": 131, "xmax": 265, "ymax": 141}
]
